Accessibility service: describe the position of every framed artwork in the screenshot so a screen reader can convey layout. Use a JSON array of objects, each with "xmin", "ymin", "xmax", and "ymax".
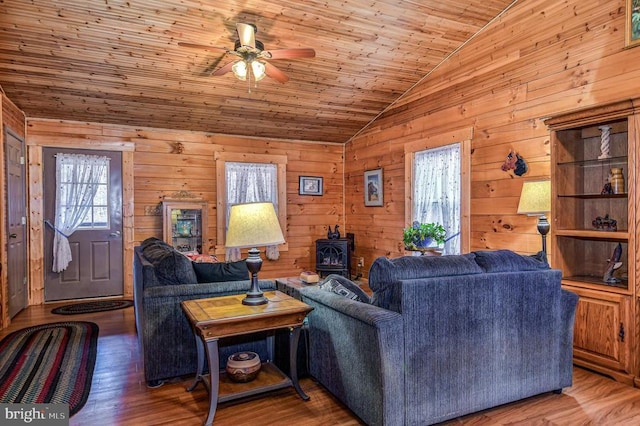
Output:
[
  {"xmin": 364, "ymin": 168, "xmax": 383, "ymax": 206},
  {"xmin": 299, "ymin": 176, "xmax": 323, "ymax": 195},
  {"xmin": 627, "ymin": 0, "xmax": 640, "ymax": 47}
]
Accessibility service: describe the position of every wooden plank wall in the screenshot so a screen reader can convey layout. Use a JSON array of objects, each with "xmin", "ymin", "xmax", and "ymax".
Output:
[
  {"xmin": 25, "ymin": 119, "xmax": 343, "ymax": 301},
  {"xmin": 345, "ymin": 0, "xmax": 638, "ymax": 275},
  {"xmin": 0, "ymin": 89, "xmax": 26, "ymax": 327}
]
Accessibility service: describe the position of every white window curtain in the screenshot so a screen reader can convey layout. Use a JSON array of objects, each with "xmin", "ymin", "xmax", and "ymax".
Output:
[
  {"xmin": 52, "ymin": 153, "xmax": 110, "ymax": 272},
  {"xmin": 414, "ymin": 144, "xmax": 461, "ymax": 255},
  {"xmin": 225, "ymin": 162, "xmax": 279, "ymax": 261}
]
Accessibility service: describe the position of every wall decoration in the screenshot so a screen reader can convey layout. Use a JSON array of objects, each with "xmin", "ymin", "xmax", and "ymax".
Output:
[
  {"xmin": 501, "ymin": 149, "xmax": 528, "ymax": 176},
  {"xmin": 627, "ymin": 0, "xmax": 640, "ymax": 48},
  {"xmin": 299, "ymin": 176, "xmax": 323, "ymax": 195},
  {"xmin": 364, "ymin": 168, "xmax": 383, "ymax": 206}
]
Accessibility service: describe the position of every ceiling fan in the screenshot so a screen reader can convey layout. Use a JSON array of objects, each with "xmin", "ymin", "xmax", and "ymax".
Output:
[{"xmin": 179, "ymin": 23, "xmax": 315, "ymax": 87}]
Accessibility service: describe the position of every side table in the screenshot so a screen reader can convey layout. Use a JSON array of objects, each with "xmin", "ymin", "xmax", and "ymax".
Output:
[
  {"xmin": 181, "ymin": 291, "xmax": 313, "ymax": 426},
  {"xmin": 275, "ymin": 276, "xmax": 318, "ymax": 300}
]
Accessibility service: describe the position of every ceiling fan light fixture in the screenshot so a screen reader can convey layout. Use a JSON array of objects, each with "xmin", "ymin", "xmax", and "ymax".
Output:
[
  {"xmin": 232, "ymin": 60, "xmax": 248, "ymax": 81},
  {"xmin": 251, "ymin": 61, "xmax": 266, "ymax": 81}
]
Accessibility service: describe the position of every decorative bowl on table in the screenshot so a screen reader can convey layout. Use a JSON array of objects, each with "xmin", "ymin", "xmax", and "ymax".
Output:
[{"xmin": 225, "ymin": 351, "xmax": 261, "ymax": 382}]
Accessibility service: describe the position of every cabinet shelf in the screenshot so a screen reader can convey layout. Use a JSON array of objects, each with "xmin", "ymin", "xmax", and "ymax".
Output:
[
  {"xmin": 557, "ymin": 193, "xmax": 627, "ymax": 199},
  {"xmin": 555, "ymin": 229, "xmax": 629, "ymax": 240},
  {"xmin": 557, "ymin": 155, "xmax": 627, "ymax": 168},
  {"xmin": 562, "ymin": 277, "xmax": 631, "ymax": 294}
]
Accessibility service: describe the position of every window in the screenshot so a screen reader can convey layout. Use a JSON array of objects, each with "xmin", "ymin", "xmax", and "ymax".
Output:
[
  {"xmin": 225, "ymin": 161, "xmax": 278, "ymax": 225},
  {"xmin": 404, "ymin": 128, "xmax": 471, "ymax": 254},
  {"xmin": 215, "ymin": 152, "xmax": 287, "ymax": 254},
  {"xmin": 57, "ymin": 154, "xmax": 110, "ymax": 230},
  {"xmin": 413, "ymin": 144, "xmax": 461, "ymax": 254}
]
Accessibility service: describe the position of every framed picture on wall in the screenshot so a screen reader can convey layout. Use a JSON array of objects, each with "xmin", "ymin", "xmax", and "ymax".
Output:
[
  {"xmin": 626, "ymin": 0, "xmax": 640, "ymax": 47},
  {"xmin": 299, "ymin": 176, "xmax": 323, "ymax": 195},
  {"xmin": 364, "ymin": 168, "xmax": 383, "ymax": 206}
]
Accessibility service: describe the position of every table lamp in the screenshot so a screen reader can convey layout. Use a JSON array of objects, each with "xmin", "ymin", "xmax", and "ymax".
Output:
[
  {"xmin": 225, "ymin": 202, "xmax": 285, "ymax": 305},
  {"xmin": 517, "ymin": 180, "xmax": 551, "ymax": 254}
]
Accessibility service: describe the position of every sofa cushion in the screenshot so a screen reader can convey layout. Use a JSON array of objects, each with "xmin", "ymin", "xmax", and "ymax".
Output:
[
  {"xmin": 368, "ymin": 253, "xmax": 482, "ymax": 291},
  {"xmin": 140, "ymin": 237, "xmax": 198, "ymax": 286},
  {"xmin": 368, "ymin": 253, "xmax": 482, "ymax": 310},
  {"xmin": 318, "ymin": 274, "xmax": 371, "ymax": 303},
  {"xmin": 192, "ymin": 260, "xmax": 249, "ymax": 283},
  {"xmin": 473, "ymin": 250, "xmax": 549, "ymax": 273}
]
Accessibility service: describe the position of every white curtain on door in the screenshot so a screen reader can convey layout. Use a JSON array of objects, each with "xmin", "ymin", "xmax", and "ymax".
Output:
[
  {"xmin": 225, "ymin": 162, "xmax": 279, "ymax": 261},
  {"xmin": 414, "ymin": 144, "xmax": 461, "ymax": 255},
  {"xmin": 52, "ymin": 153, "xmax": 110, "ymax": 272}
]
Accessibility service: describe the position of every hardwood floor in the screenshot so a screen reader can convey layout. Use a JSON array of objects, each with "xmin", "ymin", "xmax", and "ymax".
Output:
[{"xmin": 3, "ymin": 300, "xmax": 640, "ymax": 425}]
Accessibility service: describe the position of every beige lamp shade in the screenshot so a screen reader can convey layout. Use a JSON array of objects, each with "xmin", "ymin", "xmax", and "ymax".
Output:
[
  {"xmin": 225, "ymin": 202, "xmax": 285, "ymax": 249},
  {"xmin": 517, "ymin": 180, "xmax": 551, "ymax": 215}
]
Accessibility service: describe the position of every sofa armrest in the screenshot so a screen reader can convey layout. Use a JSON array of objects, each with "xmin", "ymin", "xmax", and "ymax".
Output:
[
  {"xmin": 300, "ymin": 287, "xmax": 404, "ymax": 426},
  {"xmin": 139, "ymin": 279, "xmax": 275, "ymax": 383}
]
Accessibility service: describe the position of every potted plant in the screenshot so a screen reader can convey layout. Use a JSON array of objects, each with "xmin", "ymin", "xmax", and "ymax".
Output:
[{"xmin": 403, "ymin": 221, "xmax": 447, "ymax": 250}]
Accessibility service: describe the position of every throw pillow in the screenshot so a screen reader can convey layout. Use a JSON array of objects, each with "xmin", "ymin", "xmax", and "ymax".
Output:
[
  {"xmin": 473, "ymin": 249, "xmax": 549, "ymax": 273},
  {"xmin": 187, "ymin": 253, "xmax": 219, "ymax": 263},
  {"xmin": 318, "ymin": 274, "xmax": 370, "ymax": 304},
  {"xmin": 141, "ymin": 238, "xmax": 198, "ymax": 285},
  {"xmin": 193, "ymin": 260, "xmax": 249, "ymax": 283}
]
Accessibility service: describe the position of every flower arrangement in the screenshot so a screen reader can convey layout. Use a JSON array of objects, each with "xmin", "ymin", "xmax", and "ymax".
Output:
[{"xmin": 402, "ymin": 221, "xmax": 447, "ymax": 250}]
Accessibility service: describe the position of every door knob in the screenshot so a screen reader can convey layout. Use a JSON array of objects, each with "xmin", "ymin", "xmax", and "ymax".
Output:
[
  {"xmin": 110, "ymin": 231, "xmax": 121, "ymax": 237},
  {"xmin": 9, "ymin": 233, "xmax": 17, "ymax": 239}
]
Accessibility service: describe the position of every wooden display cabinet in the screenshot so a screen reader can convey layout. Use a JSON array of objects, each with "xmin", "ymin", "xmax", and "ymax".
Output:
[
  {"xmin": 162, "ymin": 193, "xmax": 208, "ymax": 254},
  {"xmin": 546, "ymin": 100, "xmax": 639, "ymax": 386}
]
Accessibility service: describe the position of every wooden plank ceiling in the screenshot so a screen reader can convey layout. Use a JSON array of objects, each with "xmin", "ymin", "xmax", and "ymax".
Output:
[{"xmin": 0, "ymin": 0, "xmax": 514, "ymax": 143}]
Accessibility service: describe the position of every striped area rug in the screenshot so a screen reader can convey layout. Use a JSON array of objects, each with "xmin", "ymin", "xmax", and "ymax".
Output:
[{"xmin": 0, "ymin": 321, "xmax": 98, "ymax": 416}]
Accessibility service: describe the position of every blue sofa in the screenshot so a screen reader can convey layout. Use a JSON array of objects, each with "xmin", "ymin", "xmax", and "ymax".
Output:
[
  {"xmin": 299, "ymin": 250, "xmax": 578, "ymax": 426},
  {"xmin": 133, "ymin": 238, "xmax": 275, "ymax": 386}
]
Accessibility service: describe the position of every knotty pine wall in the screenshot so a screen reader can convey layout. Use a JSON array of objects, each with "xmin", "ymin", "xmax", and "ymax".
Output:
[
  {"xmin": 25, "ymin": 119, "xmax": 344, "ymax": 301},
  {"xmin": 345, "ymin": 0, "xmax": 638, "ymax": 275}
]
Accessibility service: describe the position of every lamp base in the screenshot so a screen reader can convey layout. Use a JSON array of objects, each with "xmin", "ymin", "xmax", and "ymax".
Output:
[
  {"xmin": 242, "ymin": 247, "xmax": 268, "ymax": 306},
  {"xmin": 242, "ymin": 293, "xmax": 268, "ymax": 306},
  {"xmin": 537, "ymin": 214, "xmax": 551, "ymax": 254}
]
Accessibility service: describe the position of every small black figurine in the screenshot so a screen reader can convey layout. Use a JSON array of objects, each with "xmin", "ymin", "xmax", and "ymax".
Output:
[{"xmin": 328, "ymin": 224, "xmax": 341, "ymax": 239}]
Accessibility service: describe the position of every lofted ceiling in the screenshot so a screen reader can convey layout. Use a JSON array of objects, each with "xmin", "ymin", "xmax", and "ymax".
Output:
[{"xmin": 0, "ymin": 0, "xmax": 515, "ymax": 143}]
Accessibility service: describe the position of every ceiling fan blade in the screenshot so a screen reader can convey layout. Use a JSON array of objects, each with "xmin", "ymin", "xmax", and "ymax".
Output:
[
  {"xmin": 262, "ymin": 48, "xmax": 316, "ymax": 60},
  {"xmin": 236, "ymin": 23, "xmax": 256, "ymax": 49},
  {"xmin": 202, "ymin": 55, "xmax": 226, "ymax": 76},
  {"xmin": 212, "ymin": 60, "xmax": 238, "ymax": 76},
  {"xmin": 264, "ymin": 61, "xmax": 289, "ymax": 83},
  {"xmin": 178, "ymin": 42, "xmax": 228, "ymax": 54}
]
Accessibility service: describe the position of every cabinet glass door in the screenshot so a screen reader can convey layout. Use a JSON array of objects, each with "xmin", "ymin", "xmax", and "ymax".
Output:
[{"xmin": 162, "ymin": 200, "xmax": 208, "ymax": 254}]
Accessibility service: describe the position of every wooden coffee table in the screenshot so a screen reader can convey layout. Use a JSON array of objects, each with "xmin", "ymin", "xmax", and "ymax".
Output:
[{"xmin": 181, "ymin": 291, "xmax": 313, "ymax": 426}]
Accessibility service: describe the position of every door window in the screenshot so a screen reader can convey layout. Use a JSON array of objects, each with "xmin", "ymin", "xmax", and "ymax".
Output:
[{"xmin": 57, "ymin": 156, "xmax": 110, "ymax": 230}]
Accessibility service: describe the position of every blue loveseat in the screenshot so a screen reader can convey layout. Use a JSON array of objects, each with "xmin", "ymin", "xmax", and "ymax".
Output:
[
  {"xmin": 299, "ymin": 250, "xmax": 578, "ymax": 426},
  {"xmin": 133, "ymin": 238, "xmax": 275, "ymax": 386}
]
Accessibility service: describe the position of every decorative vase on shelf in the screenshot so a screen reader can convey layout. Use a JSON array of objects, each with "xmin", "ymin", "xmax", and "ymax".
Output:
[{"xmin": 610, "ymin": 168, "xmax": 625, "ymax": 194}]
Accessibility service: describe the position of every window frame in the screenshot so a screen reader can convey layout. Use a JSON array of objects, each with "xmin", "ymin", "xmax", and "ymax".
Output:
[
  {"xmin": 215, "ymin": 152, "xmax": 288, "ymax": 255},
  {"xmin": 404, "ymin": 128, "xmax": 472, "ymax": 254}
]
